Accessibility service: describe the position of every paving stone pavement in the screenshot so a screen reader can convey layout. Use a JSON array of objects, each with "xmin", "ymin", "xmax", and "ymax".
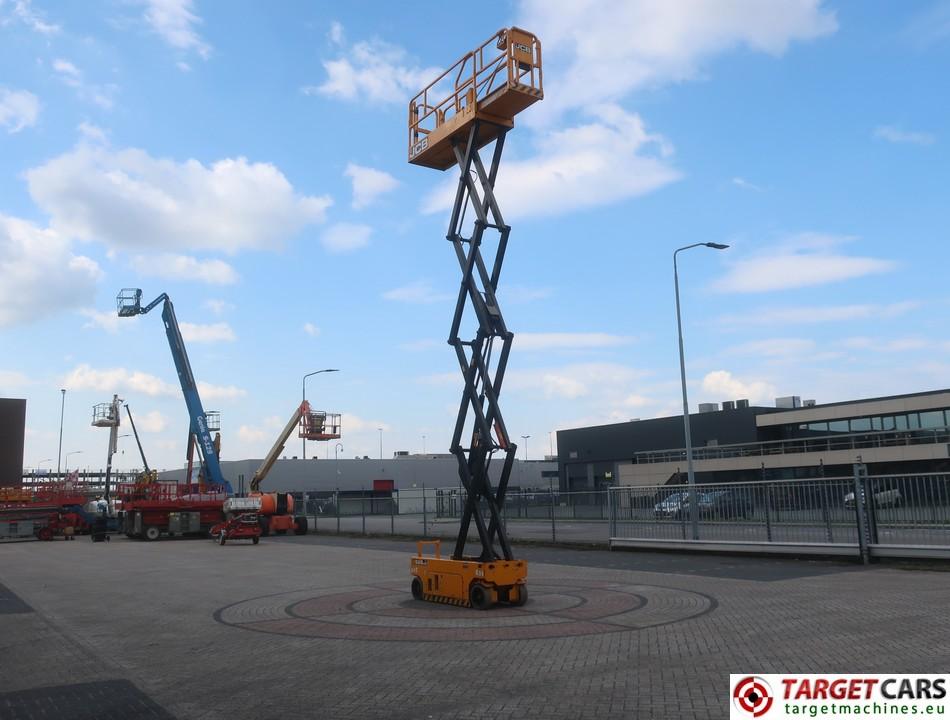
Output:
[{"xmin": 0, "ymin": 535, "xmax": 948, "ymax": 720}]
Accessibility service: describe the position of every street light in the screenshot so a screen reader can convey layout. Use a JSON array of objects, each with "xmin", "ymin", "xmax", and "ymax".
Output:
[
  {"xmin": 301, "ymin": 368, "xmax": 340, "ymax": 459},
  {"xmin": 674, "ymin": 241, "xmax": 729, "ymax": 540},
  {"xmin": 521, "ymin": 435, "xmax": 530, "ymax": 462},
  {"xmin": 378, "ymin": 428, "xmax": 383, "ymax": 460},
  {"xmin": 335, "ymin": 442, "xmax": 343, "ymax": 485},
  {"xmin": 36, "ymin": 458, "xmax": 52, "ymax": 472},
  {"xmin": 422, "ymin": 434, "xmax": 426, "ymax": 455},
  {"xmin": 64, "ymin": 450, "xmax": 83, "ymax": 473},
  {"xmin": 57, "ymin": 388, "xmax": 66, "ymax": 476}
]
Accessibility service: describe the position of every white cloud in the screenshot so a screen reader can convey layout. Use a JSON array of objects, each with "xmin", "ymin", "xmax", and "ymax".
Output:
[
  {"xmin": 732, "ymin": 176, "xmax": 763, "ymax": 192},
  {"xmin": 237, "ymin": 425, "xmax": 267, "ymax": 443},
  {"xmin": 80, "ymin": 308, "xmax": 132, "ymax": 333},
  {"xmin": 506, "ymin": 362, "xmax": 649, "ymax": 400},
  {"xmin": 0, "ymin": 215, "xmax": 101, "ymax": 327},
  {"xmin": 328, "ymin": 20, "xmax": 344, "ymax": 45},
  {"xmin": 204, "ymin": 299, "xmax": 234, "ymax": 315},
  {"xmin": 873, "ymin": 125, "xmax": 936, "ymax": 146},
  {"xmin": 137, "ymin": 410, "xmax": 167, "ymax": 433},
  {"xmin": 713, "ymin": 233, "xmax": 895, "ymax": 293},
  {"xmin": 0, "ymin": 87, "xmax": 39, "ymax": 133},
  {"xmin": 517, "ymin": 0, "xmax": 837, "ymax": 122},
  {"xmin": 321, "ymin": 222, "xmax": 372, "ymax": 253},
  {"xmin": 701, "ymin": 370, "xmax": 776, "ymax": 403},
  {"xmin": 344, "ymin": 163, "xmax": 399, "ymax": 209},
  {"xmin": 176, "ymin": 61, "xmax": 192, "ymax": 72},
  {"xmin": 838, "ymin": 336, "xmax": 931, "ymax": 353},
  {"xmin": 179, "ymin": 321, "xmax": 235, "ymax": 343},
  {"xmin": 131, "ymin": 254, "xmax": 239, "ymax": 284},
  {"xmin": 382, "ymin": 280, "xmax": 450, "ymax": 304},
  {"xmin": 516, "ymin": 333, "xmax": 634, "ymax": 351},
  {"xmin": 77, "ymin": 121, "xmax": 108, "ymax": 143},
  {"xmin": 726, "ymin": 337, "xmax": 816, "ymax": 357},
  {"xmin": 7, "ymin": 0, "xmax": 59, "ymax": 34},
  {"xmin": 143, "ymin": 0, "xmax": 211, "ymax": 58},
  {"xmin": 196, "ymin": 381, "xmax": 246, "ymax": 400},
  {"xmin": 53, "ymin": 58, "xmax": 80, "ymax": 84},
  {"xmin": 27, "ymin": 145, "xmax": 331, "ymax": 253},
  {"xmin": 303, "ymin": 323, "xmax": 320, "ymax": 337},
  {"xmin": 63, "ymin": 364, "xmax": 177, "ymax": 396},
  {"xmin": 308, "ymin": 30, "xmax": 440, "ymax": 104},
  {"xmin": 0, "ymin": 370, "xmax": 31, "ymax": 392},
  {"xmin": 422, "ymin": 105, "xmax": 681, "ymax": 220},
  {"xmin": 718, "ymin": 300, "xmax": 920, "ymax": 326},
  {"xmin": 51, "ymin": 59, "xmax": 117, "ymax": 110}
]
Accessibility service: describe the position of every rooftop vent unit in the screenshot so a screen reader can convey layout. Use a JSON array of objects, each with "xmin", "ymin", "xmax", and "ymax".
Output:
[
  {"xmin": 698, "ymin": 403, "xmax": 719, "ymax": 413},
  {"xmin": 803, "ymin": 399, "xmax": 817, "ymax": 407},
  {"xmin": 736, "ymin": 399, "xmax": 750, "ymax": 409},
  {"xmin": 776, "ymin": 395, "xmax": 802, "ymax": 409},
  {"xmin": 722, "ymin": 400, "xmax": 736, "ymax": 411}
]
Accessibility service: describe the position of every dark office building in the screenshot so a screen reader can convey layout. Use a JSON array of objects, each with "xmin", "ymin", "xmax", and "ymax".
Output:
[
  {"xmin": 0, "ymin": 398, "xmax": 27, "ymax": 487},
  {"xmin": 556, "ymin": 389, "xmax": 950, "ymax": 490}
]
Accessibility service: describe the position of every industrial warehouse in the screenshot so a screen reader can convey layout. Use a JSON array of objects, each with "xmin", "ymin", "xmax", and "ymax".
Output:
[{"xmin": 2, "ymin": 5, "xmax": 949, "ymax": 720}]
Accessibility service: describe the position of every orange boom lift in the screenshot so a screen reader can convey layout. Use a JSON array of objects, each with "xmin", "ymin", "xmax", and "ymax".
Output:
[{"xmin": 407, "ymin": 28, "xmax": 542, "ymax": 609}]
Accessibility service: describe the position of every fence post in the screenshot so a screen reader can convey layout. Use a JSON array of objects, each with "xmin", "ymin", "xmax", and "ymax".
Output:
[
  {"xmin": 422, "ymin": 483, "xmax": 428, "ymax": 537},
  {"xmin": 606, "ymin": 487, "xmax": 614, "ymax": 542},
  {"xmin": 336, "ymin": 487, "xmax": 340, "ymax": 534},
  {"xmin": 390, "ymin": 491, "xmax": 395, "ymax": 535},
  {"xmin": 361, "ymin": 486, "xmax": 366, "ymax": 535},
  {"xmin": 551, "ymin": 482, "xmax": 557, "ymax": 543},
  {"xmin": 764, "ymin": 484, "xmax": 773, "ymax": 543},
  {"xmin": 853, "ymin": 463, "xmax": 871, "ymax": 564}
]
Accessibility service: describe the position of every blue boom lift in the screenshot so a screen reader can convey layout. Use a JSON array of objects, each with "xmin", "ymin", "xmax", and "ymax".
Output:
[{"xmin": 117, "ymin": 289, "xmax": 233, "ymax": 496}]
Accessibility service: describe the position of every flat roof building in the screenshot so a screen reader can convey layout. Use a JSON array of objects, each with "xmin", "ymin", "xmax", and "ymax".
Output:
[{"xmin": 556, "ymin": 388, "xmax": 950, "ymax": 490}]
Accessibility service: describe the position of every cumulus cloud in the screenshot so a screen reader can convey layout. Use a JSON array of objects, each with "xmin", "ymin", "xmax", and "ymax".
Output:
[
  {"xmin": 26, "ymin": 145, "xmax": 331, "ymax": 253},
  {"xmin": 63, "ymin": 364, "xmax": 177, "ymax": 397},
  {"xmin": 0, "ymin": 370, "xmax": 31, "ymax": 392},
  {"xmin": 0, "ymin": 87, "xmax": 40, "ymax": 133},
  {"xmin": 179, "ymin": 322, "xmax": 236, "ymax": 343},
  {"xmin": 6, "ymin": 0, "xmax": 60, "ymax": 34},
  {"xmin": 303, "ymin": 323, "xmax": 320, "ymax": 337},
  {"xmin": 0, "ymin": 215, "xmax": 101, "ymax": 327},
  {"xmin": 701, "ymin": 370, "xmax": 775, "ymax": 403},
  {"xmin": 131, "ymin": 253, "xmax": 239, "ymax": 284},
  {"xmin": 321, "ymin": 222, "xmax": 372, "ymax": 253},
  {"xmin": 517, "ymin": 0, "xmax": 837, "ymax": 122},
  {"xmin": 422, "ymin": 105, "xmax": 681, "ymax": 220},
  {"xmin": 307, "ymin": 28, "xmax": 440, "ymax": 104},
  {"xmin": 196, "ymin": 381, "xmax": 246, "ymax": 400},
  {"xmin": 80, "ymin": 308, "xmax": 132, "ymax": 333},
  {"xmin": 713, "ymin": 233, "xmax": 895, "ymax": 293},
  {"xmin": 143, "ymin": 0, "xmax": 211, "ymax": 58},
  {"xmin": 344, "ymin": 163, "xmax": 399, "ymax": 209},
  {"xmin": 137, "ymin": 410, "xmax": 167, "ymax": 433}
]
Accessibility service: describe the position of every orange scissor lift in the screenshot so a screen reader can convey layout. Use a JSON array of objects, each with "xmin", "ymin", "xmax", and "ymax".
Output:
[{"xmin": 407, "ymin": 28, "xmax": 542, "ymax": 609}]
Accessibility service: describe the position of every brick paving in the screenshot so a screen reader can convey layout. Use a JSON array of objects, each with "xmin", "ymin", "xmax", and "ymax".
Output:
[{"xmin": 0, "ymin": 535, "xmax": 948, "ymax": 719}]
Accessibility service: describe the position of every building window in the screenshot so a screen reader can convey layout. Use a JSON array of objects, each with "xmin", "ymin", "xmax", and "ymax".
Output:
[
  {"xmin": 871, "ymin": 416, "xmax": 882, "ymax": 431},
  {"xmin": 850, "ymin": 417, "xmax": 872, "ymax": 432},
  {"xmin": 920, "ymin": 410, "xmax": 945, "ymax": 429},
  {"xmin": 908, "ymin": 413, "xmax": 921, "ymax": 430},
  {"xmin": 829, "ymin": 420, "xmax": 849, "ymax": 433}
]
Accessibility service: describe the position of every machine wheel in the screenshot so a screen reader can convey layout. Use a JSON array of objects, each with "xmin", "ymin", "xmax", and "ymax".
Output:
[
  {"xmin": 512, "ymin": 584, "xmax": 528, "ymax": 607},
  {"xmin": 144, "ymin": 526, "xmax": 161, "ymax": 541},
  {"xmin": 293, "ymin": 516, "xmax": 308, "ymax": 536},
  {"xmin": 252, "ymin": 536, "xmax": 259, "ymax": 545},
  {"xmin": 217, "ymin": 533, "xmax": 226, "ymax": 545},
  {"xmin": 411, "ymin": 577, "xmax": 423, "ymax": 600},
  {"xmin": 469, "ymin": 583, "xmax": 492, "ymax": 611},
  {"xmin": 37, "ymin": 527, "xmax": 53, "ymax": 542}
]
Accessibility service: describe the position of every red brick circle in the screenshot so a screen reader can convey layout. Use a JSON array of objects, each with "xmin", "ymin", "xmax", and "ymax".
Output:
[{"xmin": 214, "ymin": 580, "xmax": 716, "ymax": 642}]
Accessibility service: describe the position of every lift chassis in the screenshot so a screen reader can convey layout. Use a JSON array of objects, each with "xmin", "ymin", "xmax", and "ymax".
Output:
[{"xmin": 408, "ymin": 29, "xmax": 542, "ymax": 608}]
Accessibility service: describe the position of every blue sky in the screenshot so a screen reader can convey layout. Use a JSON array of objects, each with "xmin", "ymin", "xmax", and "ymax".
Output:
[{"xmin": 1, "ymin": 0, "xmax": 948, "ymax": 471}]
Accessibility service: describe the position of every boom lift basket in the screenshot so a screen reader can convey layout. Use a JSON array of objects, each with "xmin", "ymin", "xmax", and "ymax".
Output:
[
  {"xmin": 116, "ymin": 288, "xmax": 143, "ymax": 317},
  {"xmin": 204, "ymin": 411, "xmax": 221, "ymax": 432},
  {"xmin": 91, "ymin": 403, "xmax": 120, "ymax": 427},
  {"xmin": 299, "ymin": 411, "xmax": 341, "ymax": 441}
]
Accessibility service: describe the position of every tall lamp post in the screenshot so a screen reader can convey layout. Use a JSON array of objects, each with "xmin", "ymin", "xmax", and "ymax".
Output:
[
  {"xmin": 301, "ymin": 368, "xmax": 339, "ymax": 459},
  {"xmin": 64, "ymin": 450, "xmax": 83, "ymax": 474},
  {"xmin": 334, "ymin": 442, "xmax": 343, "ymax": 484},
  {"xmin": 674, "ymin": 242, "xmax": 729, "ymax": 540},
  {"xmin": 57, "ymin": 388, "xmax": 66, "ymax": 477},
  {"xmin": 378, "ymin": 428, "xmax": 383, "ymax": 460},
  {"xmin": 520, "ymin": 435, "xmax": 530, "ymax": 462}
]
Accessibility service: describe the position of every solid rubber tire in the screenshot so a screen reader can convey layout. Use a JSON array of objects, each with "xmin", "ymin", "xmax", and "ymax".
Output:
[
  {"xmin": 294, "ymin": 516, "xmax": 308, "ymax": 535},
  {"xmin": 512, "ymin": 584, "xmax": 528, "ymax": 607},
  {"xmin": 469, "ymin": 583, "xmax": 492, "ymax": 610},
  {"xmin": 144, "ymin": 526, "xmax": 161, "ymax": 541},
  {"xmin": 252, "ymin": 536, "xmax": 259, "ymax": 545},
  {"xmin": 411, "ymin": 577, "xmax": 423, "ymax": 600}
]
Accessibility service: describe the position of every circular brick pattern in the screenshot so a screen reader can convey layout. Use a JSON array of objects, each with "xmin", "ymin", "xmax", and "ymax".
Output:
[{"xmin": 214, "ymin": 580, "xmax": 717, "ymax": 642}]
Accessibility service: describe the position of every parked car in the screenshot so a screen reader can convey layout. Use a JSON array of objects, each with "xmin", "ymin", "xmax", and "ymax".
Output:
[
  {"xmin": 843, "ymin": 488, "xmax": 902, "ymax": 510},
  {"xmin": 699, "ymin": 489, "xmax": 754, "ymax": 519},
  {"xmin": 654, "ymin": 492, "xmax": 689, "ymax": 519}
]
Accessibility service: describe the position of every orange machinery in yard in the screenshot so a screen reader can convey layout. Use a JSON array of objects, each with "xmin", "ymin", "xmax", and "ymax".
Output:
[
  {"xmin": 406, "ymin": 28, "xmax": 541, "ymax": 609},
  {"xmin": 245, "ymin": 400, "xmax": 340, "ymax": 536}
]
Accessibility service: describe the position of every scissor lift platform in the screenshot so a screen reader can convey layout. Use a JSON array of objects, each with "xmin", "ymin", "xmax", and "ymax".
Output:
[
  {"xmin": 410, "ymin": 540, "xmax": 527, "ymax": 609},
  {"xmin": 408, "ymin": 27, "xmax": 542, "ymax": 170}
]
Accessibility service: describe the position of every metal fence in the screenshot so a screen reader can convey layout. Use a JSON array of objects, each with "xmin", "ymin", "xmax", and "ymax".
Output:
[
  {"xmin": 609, "ymin": 468, "xmax": 950, "ymax": 560},
  {"xmin": 290, "ymin": 469, "xmax": 950, "ymax": 560}
]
